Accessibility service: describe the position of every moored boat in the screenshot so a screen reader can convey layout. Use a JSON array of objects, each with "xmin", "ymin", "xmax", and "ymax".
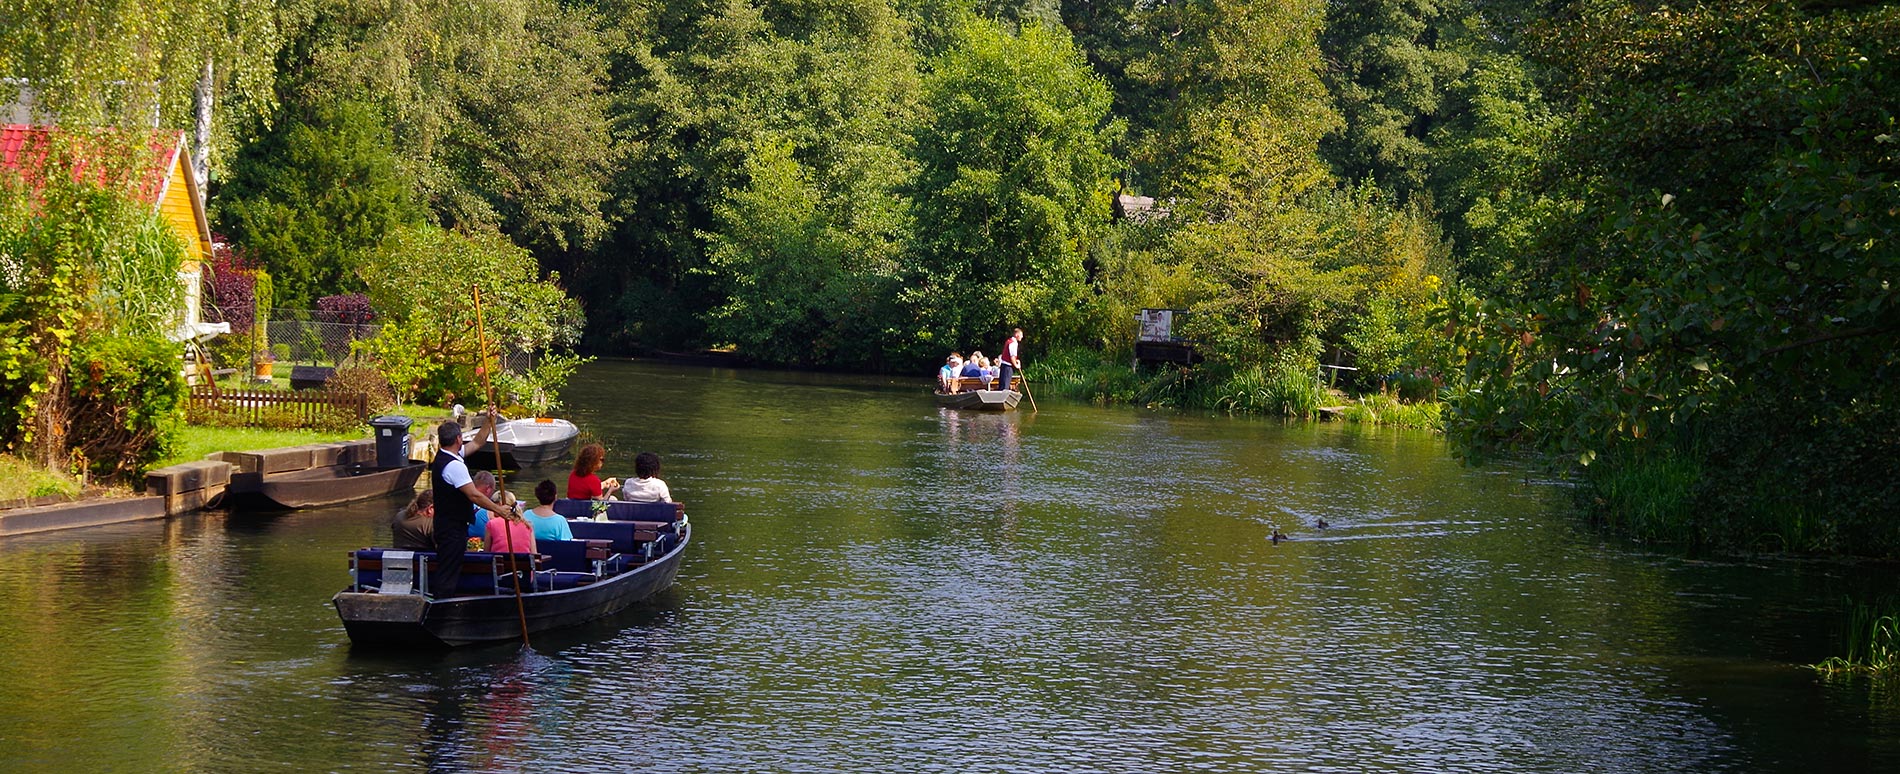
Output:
[
  {"xmin": 236, "ymin": 462, "xmax": 426, "ymax": 510},
  {"xmin": 462, "ymin": 416, "xmax": 581, "ymax": 470},
  {"xmin": 334, "ymin": 511, "xmax": 689, "ymax": 648},
  {"xmin": 934, "ymin": 375, "xmax": 1021, "ymax": 411}
]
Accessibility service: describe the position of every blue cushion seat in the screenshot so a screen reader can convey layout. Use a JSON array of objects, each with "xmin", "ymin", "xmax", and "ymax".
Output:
[{"xmin": 552, "ymin": 498, "xmax": 683, "ymax": 523}]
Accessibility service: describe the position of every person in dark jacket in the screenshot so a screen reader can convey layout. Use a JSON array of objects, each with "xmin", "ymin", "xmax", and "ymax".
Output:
[{"xmin": 430, "ymin": 411, "xmax": 518, "ymax": 596}]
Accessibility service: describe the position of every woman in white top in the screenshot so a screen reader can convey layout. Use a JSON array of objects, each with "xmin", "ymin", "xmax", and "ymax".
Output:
[{"xmin": 620, "ymin": 451, "xmax": 673, "ymax": 502}]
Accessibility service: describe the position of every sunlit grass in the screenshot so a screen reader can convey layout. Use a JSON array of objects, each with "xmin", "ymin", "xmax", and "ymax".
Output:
[
  {"xmin": 0, "ymin": 455, "xmax": 83, "ymax": 502},
  {"xmin": 158, "ymin": 425, "xmax": 367, "ymax": 469},
  {"xmin": 1337, "ymin": 391, "xmax": 1445, "ymax": 430}
]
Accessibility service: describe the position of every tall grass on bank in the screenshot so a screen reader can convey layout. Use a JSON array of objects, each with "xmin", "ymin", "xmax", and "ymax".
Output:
[
  {"xmin": 1814, "ymin": 597, "xmax": 1900, "ymax": 677},
  {"xmin": 1211, "ymin": 363, "xmax": 1327, "ymax": 417},
  {"xmin": 1035, "ymin": 348, "xmax": 1330, "ymax": 417},
  {"xmin": 1578, "ymin": 445, "xmax": 1704, "ymax": 545},
  {"xmin": 1337, "ymin": 391, "xmax": 1446, "ymax": 430},
  {"xmin": 1580, "ymin": 439, "xmax": 1847, "ymax": 553}
]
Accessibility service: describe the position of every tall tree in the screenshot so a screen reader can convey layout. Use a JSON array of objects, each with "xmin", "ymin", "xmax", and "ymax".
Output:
[
  {"xmin": 1121, "ymin": 0, "xmax": 1340, "ymax": 213},
  {"xmin": 905, "ymin": 18, "xmax": 1117, "ymax": 356},
  {"xmin": 215, "ymin": 101, "xmax": 423, "ymax": 308},
  {"xmin": 273, "ymin": 0, "xmax": 617, "ymax": 255},
  {"xmin": 1426, "ymin": 50, "xmax": 1559, "ymax": 294},
  {"xmin": 591, "ymin": 0, "xmax": 922, "ymax": 353},
  {"xmin": 1317, "ymin": 0, "xmax": 1468, "ymax": 202}
]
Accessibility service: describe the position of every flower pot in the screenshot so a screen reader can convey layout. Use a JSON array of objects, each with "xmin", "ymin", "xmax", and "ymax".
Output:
[{"xmin": 253, "ymin": 361, "xmax": 274, "ymax": 381}]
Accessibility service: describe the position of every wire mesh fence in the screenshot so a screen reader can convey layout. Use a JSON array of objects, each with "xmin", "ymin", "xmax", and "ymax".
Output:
[
  {"xmin": 204, "ymin": 304, "xmax": 535, "ymax": 372},
  {"xmin": 264, "ymin": 317, "xmax": 380, "ymax": 365}
]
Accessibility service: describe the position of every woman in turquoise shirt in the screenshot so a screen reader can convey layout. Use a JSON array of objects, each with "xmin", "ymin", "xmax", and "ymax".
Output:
[{"xmin": 525, "ymin": 479, "xmax": 574, "ymax": 542}]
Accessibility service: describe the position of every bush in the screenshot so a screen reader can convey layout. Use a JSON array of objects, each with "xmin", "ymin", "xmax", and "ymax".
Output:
[
  {"xmin": 66, "ymin": 335, "xmax": 186, "ymax": 480},
  {"xmin": 317, "ymin": 364, "xmax": 399, "ymax": 429}
]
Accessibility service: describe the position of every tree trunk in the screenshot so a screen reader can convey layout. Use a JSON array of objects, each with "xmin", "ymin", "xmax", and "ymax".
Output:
[
  {"xmin": 193, "ymin": 59, "xmax": 214, "ymax": 198},
  {"xmin": 30, "ymin": 348, "xmax": 69, "ymax": 472}
]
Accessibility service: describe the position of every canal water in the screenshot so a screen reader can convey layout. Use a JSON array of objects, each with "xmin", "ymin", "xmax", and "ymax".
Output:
[{"xmin": 0, "ymin": 360, "xmax": 1893, "ymax": 772}]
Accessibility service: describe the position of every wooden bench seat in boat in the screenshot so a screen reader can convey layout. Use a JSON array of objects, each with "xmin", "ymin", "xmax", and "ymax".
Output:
[{"xmin": 552, "ymin": 498, "xmax": 685, "ymax": 522}]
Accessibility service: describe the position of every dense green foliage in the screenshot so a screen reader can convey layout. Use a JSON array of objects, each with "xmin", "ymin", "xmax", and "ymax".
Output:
[
  {"xmin": 1445, "ymin": 1, "xmax": 1900, "ymax": 553},
  {"xmin": 215, "ymin": 101, "xmax": 422, "ymax": 308},
  {"xmin": 0, "ymin": 136, "xmax": 189, "ymax": 480},
  {"xmin": 9, "ymin": 0, "xmax": 1896, "ymax": 551},
  {"xmin": 273, "ymin": 0, "xmax": 616, "ymax": 253}
]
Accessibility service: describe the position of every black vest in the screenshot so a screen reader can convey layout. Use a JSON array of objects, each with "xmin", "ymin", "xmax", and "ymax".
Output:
[{"xmin": 431, "ymin": 449, "xmax": 475, "ymax": 530}]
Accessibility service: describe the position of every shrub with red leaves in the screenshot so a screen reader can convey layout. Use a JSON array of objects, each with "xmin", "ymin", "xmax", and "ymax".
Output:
[
  {"xmin": 204, "ymin": 238, "xmax": 255, "ymax": 334},
  {"xmin": 316, "ymin": 293, "xmax": 376, "ymax": 326}
]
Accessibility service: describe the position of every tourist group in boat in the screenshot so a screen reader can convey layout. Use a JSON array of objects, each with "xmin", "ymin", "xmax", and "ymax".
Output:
[
  {"xmin": 934, "ymin": 327, "xmax": 1029, "ymax": 411},
  {"xmin": 389, "ymin": 422, "xmax": 675, "ymax": 587},
  {"xmin": 937, "ymin": 327, "xmax": 1026, "ymax": 394},
  {"xmin": 335, "ymin": 412, "xmax": 690, "ymax": 648}
]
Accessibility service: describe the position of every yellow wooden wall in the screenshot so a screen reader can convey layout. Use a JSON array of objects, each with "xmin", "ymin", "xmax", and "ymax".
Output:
[
  {"xmin": 156, "ymin": 154, "xmax": 210, "ymax": 333},
  {"xmin": 158, "ymin": 160, "xmax": 208, "ymax": 265}
]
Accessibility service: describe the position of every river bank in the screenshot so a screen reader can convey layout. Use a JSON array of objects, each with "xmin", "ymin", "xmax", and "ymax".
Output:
[
  {"xmin": 1031, "ymin": 347, "xmax": 1445, "ymax": 430},
  {"xmin": 0, "ymin": 416, "xmax": 450, "ymax": 538}
]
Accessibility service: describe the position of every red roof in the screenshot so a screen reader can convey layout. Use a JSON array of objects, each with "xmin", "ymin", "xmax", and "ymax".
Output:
[{"xmin": 0, "ymin": 124, "xmax": 186, "ymax": 205}]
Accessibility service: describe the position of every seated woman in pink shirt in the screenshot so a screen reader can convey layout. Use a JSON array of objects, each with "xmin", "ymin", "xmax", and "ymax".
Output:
[{"xmin": 482, "ymin": 492, "xmax": 537, "ymax": 556}]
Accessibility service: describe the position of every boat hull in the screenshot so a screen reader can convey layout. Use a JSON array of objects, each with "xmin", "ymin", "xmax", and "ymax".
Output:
[
  {"xmin": 463, "ymin": 418, "xmax": 580, "ymax": 470},
  {"xmin": 935, "ymin": 389, "xmax": 1021, "ymax": 411},
  {"xmin": 244, "ymin": 463, "xmax": 425, "ymax": 510},
  {"xmin": 334, "ymin": 525, "xmax": 690, "ymax": 648}
]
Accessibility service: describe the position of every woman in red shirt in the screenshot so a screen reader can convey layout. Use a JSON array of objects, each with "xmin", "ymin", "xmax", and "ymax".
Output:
[{"xmin": 566, "ymin": 443, "xmax": 618, "ymax": 499}]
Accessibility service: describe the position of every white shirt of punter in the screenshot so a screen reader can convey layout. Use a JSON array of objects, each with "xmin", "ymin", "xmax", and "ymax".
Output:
[
  {"xmin": 620, "ymin": 477, "xmax": 672, "ymax": 503},
  {"xmin": 440, "ymin": 449, "xmax": 472, "ymax": 489}
]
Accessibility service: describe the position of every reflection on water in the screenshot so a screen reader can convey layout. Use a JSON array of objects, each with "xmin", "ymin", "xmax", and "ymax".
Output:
[{"xmin": 0, "ymin": 359, "xmax": 1894, "ymax": 772}]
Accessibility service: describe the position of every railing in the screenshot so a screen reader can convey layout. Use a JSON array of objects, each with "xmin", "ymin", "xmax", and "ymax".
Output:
[{"xmin": 187, "ymin": 387, "xmax": 369, "ymax": 428}]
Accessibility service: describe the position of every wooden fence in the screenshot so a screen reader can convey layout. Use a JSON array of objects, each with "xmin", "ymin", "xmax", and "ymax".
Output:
[{"xmin": 187, "ymin": 387, "xmax": 369, "ymax": 428}]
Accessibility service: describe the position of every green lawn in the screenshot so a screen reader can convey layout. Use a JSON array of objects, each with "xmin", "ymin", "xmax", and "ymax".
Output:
[{"xmin": 161, "ymin": 425, "xmax": 369, "ymax": 468}]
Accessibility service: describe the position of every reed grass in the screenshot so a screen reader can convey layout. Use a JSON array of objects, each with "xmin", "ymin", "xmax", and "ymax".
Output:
[
  {"xmin": 1337, "ymin": 391, "xmax": 1446, "ymax": 430},
  {"xmin": 1813, "ymin": 597, "xmax": 1900, "ymax": 677},
  {"xmin": 1579, "ymin": 446, "xmax": 1704, "ymax": 544}
]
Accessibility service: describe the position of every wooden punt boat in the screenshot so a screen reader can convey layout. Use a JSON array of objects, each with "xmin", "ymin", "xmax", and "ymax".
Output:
[
  {"xmin": 935, "ymin": 389, "xmax": 1021, "ymax": 411},
  {"xmin": 239, "ymin": 463, "xmax": 426, "ymax": 510},
  {"xmin": 334, "ymin": 516, "xmax": 690, "ymax": 648},
  {"xmin": 462, "ymin": 416, "xmax": 580, "ymax": 470},
  {"xmin": 935, "ymin": 375, "xmax": 1021, "ymax": 411}
]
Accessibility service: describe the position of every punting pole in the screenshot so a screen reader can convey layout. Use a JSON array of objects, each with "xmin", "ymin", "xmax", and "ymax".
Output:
[{"xmin": 474, "ymin": 286, "xmax": 531, "ymax": 648}]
